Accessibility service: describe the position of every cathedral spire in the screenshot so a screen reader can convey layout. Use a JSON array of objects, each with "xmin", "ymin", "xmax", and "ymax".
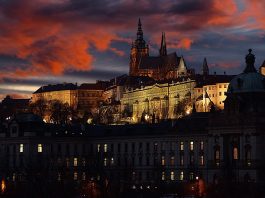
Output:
[
  {"xmin": 137, "ymin": 18, "xmax": 143, "ymax": 41},
  {"xmin": 202, "ymin": 57, "xmax": 209, "ymax": 76},
  {"xmin": 159, "ymin": 32, "xmax": 167, "ymax": 56}
]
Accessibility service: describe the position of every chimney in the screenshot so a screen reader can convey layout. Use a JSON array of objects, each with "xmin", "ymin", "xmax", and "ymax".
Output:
[
  {"xmin": 214, "ymin": 71, "xmax": 216, "ymax": 76},
  {"xmin": 224, "ymin": 71, "xmax": 226, "ymax": 75}
]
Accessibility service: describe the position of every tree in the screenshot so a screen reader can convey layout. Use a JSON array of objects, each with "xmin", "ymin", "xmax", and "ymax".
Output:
[
  {"xmin": 29, "ymin": 99, "xmax": 47, "ymax": 118},
  {"xmin": 174, "ymin": 98, "xmax": 192, "ymax": 118},
  {"xmin": 49, "ymin": 100, "xmax": 72, "ymax": 124}
]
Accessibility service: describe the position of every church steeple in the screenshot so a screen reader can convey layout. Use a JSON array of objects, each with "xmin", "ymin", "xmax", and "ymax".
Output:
[
  {"xmin": 137, "ymin": 18, "xmax": 143, "ymax": 41},
  {"xmin": 159, "ymin": 32, "xmax": 167, "ymax": 56},
  {"xmin": 202, "ymin": 57, "xmax": 209, "ymax": 76}
]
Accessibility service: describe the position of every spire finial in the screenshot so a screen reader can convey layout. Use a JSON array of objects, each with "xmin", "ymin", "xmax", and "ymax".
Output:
[
  {"xmin": 244, "ymin": 49, "xmax": 256, "ymax": 73},
  {"xmin": 159, "ymin": 32, "xmax": 167, "ymax": 56}
]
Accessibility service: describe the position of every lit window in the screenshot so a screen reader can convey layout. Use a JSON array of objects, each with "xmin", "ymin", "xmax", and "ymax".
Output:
[
  {"xmin": 104, "ymin": 144, "xmax": 108, "ymax": 152},
  {"xmin": 12, "ymin": 173, "xmax": 16, "ymax": 182},
  {"xmin": 233, "ymin": 147, "xmax": 239, "ymax": 160},
  {"xmin": 97, "ymin": 144, "xmax": 100, "ymax": 152},
  {"xmin": 189, "ymin": 172, "xmax": 194, "ymax": 180},
  {"xmin": 215, "ymin": 149, "xmax": 220, "ymax": 166},
  {"xmin": 19, "ymin": 144, "xmax": 24, "ymax": 153},
  {"xmin": 170, "ymin": 171, "xmax": 175, "ymax": 181},
  {"xmin": 200, "ymin": 141, "xmax": 204, "ymax": 150},
  {"xmin": 110, "ymin": 157, "xmax": 114, "ymax": 165},
  {"xmin": 190, "ymin": 141, "xmax": 194, "ymax": 151},
  {"xmin": 38, "ymin": 144, "xmax": 42, "ymax": 153},
  {"xmin": 74, "ymin": 172, "xmax": 78, "ymax": 180},
  {"xmin": 161, "ymin": 156, "xmax": 165, "ymax": 166},
  {"xmin": 82, "ymin": 172, "xmax": 86, "ymax": 181},
  {"xmin": 57, "ymin": 173, "xmax": 61, "ymax": 181},
  {"xmin": 170, "ymin": 156, "xmax": 174, "ymax": 166},
  {"xmin": 180, "ymin": 142, "xmax": 184, "ymax": 151},
  {"xmin": 74, "ymin": 157, "xmax": 78, "ymax": 167},
  {"xmin": 104, "ymin": 158, "xmax": 107, "ymax": 166},
  {"xmin": 200, "ymin": 155, "xmax": 204, "ymax": 165},
  {"xmin": 161, "ymin": 171, "xmax": 165, "ymax": 181},
  {"xmin": 180, "ymin": 171, "xmax": 184, "ymax": 181}
]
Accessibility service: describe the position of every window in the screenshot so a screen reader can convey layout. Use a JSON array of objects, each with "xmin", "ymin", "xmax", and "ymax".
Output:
[
  {"xmin": 200, "ymin": 141, "xmax": 204, "ymax": 150},
  {"xmin": 154, "ymin": 142, "xmax": 158, "ymax": 152},
  {"xmin": 219, "ymin": 92, "xmax": 222, "ymax": 96},
  {"xmin": 180, "ymin": 154, "xmax": 184, "ymax": 166},
  {"xmin": 180, "ymin": 141, "xmax": 184, "ymax": 151},
  {"xmin": 246, "ymin": 149, "xmax": 251, "ymax": 166},
  {"xmin": 170, "ymin": 171, "xmax": 175, "ymax": 181},
  {"xmin": 233, "ymin": 147, "xmax": 239, "ymax": 160},
  {"xmin": 200, "ymin": 155, "xmax": 204, "ymax": 166},
  {"xmin": 132, "ymin": 143, "xmax": 135, "ymax": 152},
  {"xmin": 219, "ymin": 84, "xmax": 222, "ymax": 88},
  {"xmin": 224, "ymin": 84, "xmax": 227, "ymax": 88},
  {"xmin": 19, "ymin": 144, "xmax": 24, "ymax": 153},
  {"xmin": 190, "ymin": 154, "xmax": 194, "ymax": 165},
  {"xmin": 118, "ymin": 143, "xmax": 121, "ymax": 153},
  {"xmin": 170, "ymin": 156, "xmax": 175, "ymax": 166},
  {"xmin": 146, "ymin": 143, "xmax": 150, "ymax": 152},
  {"xmin": 125, "ymin": 143, "xmax": 128, "ymax": 153},
  {"xmin": 215, "ymin": 149, "xmax": 220, "ymax": 166},
  {"xmin": 104, "ymin": 144, "xmax": 108, "ymax": 153},
  {"xmin": 146, "ymin": 157, "xmax": 150, "ymax": 166},
  {"xmin": 110, "ymin": 157, "xmax": 114, "ymax": 165},
  {"xmin": 38, "ymin": 144, "xmax": 42, "ymax": 153},
  {"xmin": 189, "ymin": 172, "xmax": 194, "ymax": 181},
  {"xmin": 82, "ymin": 158, "xmax": 86, "ymax": 166},
  {"xmin": 180, "ymin": 171, "xmax": 184, "ymax": 181},
  {"xmin": 66, "ymin": 158, "xmax": 70, "ymax": 167},
  {"xmin": 74, "ymin": 157, "xmax": 78, "ymax": 167},
  {"xmin": 161, "ymin": 156, "xmax": 165, "ymax": 166},
  {"xmin": 57, "ymin": 173, "xmax": 61, "ymax": 181},
  {"xmin": 104, "ymin": 158, "xmax": 107, "ymax": 166},
  {"xmin": 74, "ymin": 172, "xmax": 78, "ymax": 180},
  {"xmin": 161, "ymin": 171, "xmax": 165, "ymax": 181},
  {"xmin": 139, "ymin": 157, "xmax": 142, "ymax": 166},
  {"xmin": 82, "ymin": 172, "xmax": 86, "ymax": 181},
  {"xmin": 97, "ymin": 144, "xmax": 100, "ymax": 152},
  {"xmin": 190, "ymin": 141, "xmax": 194, "ymax": 151}
]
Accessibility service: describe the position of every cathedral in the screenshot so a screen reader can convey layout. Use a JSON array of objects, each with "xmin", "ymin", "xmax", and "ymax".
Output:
[{"xmin": 129, "ymin": 19, "xmax": 194, "ymax": 80}]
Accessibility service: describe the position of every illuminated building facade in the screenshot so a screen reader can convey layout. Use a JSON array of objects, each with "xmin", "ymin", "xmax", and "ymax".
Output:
[
  {"xmin": 1, "ymin": 50, "xmax": 264, "ymax": 197},
  {"xmin": 121, "ymin": 79, "xmax": 196, "ymax": 122}
]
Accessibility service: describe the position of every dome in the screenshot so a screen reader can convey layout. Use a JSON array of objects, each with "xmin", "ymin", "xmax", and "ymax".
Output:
[
  {"xmin": 227, "ymin": 49, "xmax": 265, "ymax": 94},
  {"xmin": 227, "ymin": 72, "xmax": 265, "ymax": 93}
]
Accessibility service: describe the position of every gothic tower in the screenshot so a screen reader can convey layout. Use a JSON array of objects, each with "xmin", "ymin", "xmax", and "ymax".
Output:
[
  {"xmin": 159, "ymin": 32, "xmax": 167, "ymax": 56},
  {"xmin": 129, "ymin": 18, "xmax": 149, "ymax": 76},
  {"xmin": 202, "ymin": 57, "xmax": 209, "ymax": 76}
]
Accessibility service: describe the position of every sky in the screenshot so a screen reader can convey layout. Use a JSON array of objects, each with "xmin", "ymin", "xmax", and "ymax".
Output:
[{"xmin": 0, "ymin": 0, "xmax": 265, "ymax": 100}]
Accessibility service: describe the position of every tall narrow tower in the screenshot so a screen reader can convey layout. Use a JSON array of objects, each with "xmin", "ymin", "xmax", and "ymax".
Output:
[
  {"xmin": 159, "ymin": 32, "xmax": 167, "ymax": 56},
  {"xmin": 202, "ymin": 57, "xmax": 209, "ymax": 76},
  {"xmin": 129, "ymin": 18, "xmax": 149, "ymax": 76}
]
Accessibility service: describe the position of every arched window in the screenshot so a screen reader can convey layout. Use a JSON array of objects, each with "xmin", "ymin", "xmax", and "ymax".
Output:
[{"xmin": 233, "ymin": 147, "xmax": 239, "ymax": 160}]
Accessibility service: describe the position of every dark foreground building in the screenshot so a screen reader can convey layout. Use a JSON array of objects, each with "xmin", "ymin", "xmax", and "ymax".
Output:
[{"xmin": 0, "ymin": 50, "xmax": 265, "ymax": 198}]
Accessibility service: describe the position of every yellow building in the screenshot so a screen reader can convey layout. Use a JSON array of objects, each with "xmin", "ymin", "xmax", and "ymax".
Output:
[
  {"xmin": 32, "ymin": 83, "xmax": 77, "ymax": 108},
  {"xmin": 194, "ymin": 82, "xmax": 229, "ymax": 112},
  {"xmin": 121, "ymin": 79, "xmax": 196, "ymax": 122}
]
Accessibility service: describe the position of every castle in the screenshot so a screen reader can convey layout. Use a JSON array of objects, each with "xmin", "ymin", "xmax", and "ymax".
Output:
[{"xmin": 129, "ymin": 19, "xmax": 195, "ymax": 80}]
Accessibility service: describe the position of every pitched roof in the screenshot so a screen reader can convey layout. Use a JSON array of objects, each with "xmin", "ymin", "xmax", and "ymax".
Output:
[
  {"xmin": 139, "ymin": 52, "xmax": 179, "ymax": 70},
  {"xmin": 34, "ymin": 83, "xmax": 77, "ymax": 93}
]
